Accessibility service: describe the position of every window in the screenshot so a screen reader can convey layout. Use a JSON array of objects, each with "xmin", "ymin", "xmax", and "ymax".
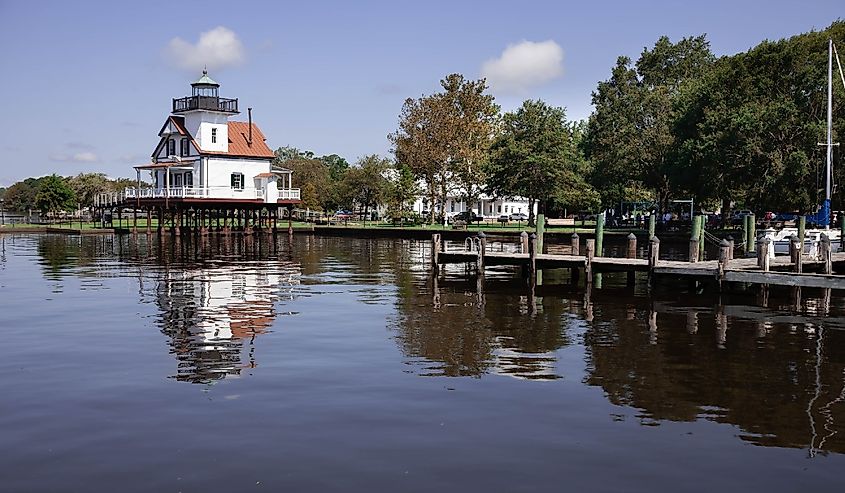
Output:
[
  {"xmin": 174, "ymin": 174, "xmax": 182, "ymax": 187},
  {"xmin": 167, "ymin": 139, "xmax": 176, "ymax": 156},
  {"xmin": 211, "ymin": 128, "xmax": 217, "ymax": 144},
  {"xmin": 180, "ymin": 138, "xmax": 188, "ymax": 157},
  {"xmin": 185, "ymin": 172, "xmax": 193, "ymax": 187},
  {"xmin": 231, "ymin": 172, "xmax": 244, "ymax": 190}
]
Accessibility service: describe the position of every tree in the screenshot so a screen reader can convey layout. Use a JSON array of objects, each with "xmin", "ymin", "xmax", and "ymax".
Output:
[
  {"xmin": 340, "ymin": 155, "xmax": 390, "ymax": 220},
  {"xmin": 283, "ymin": 157, "xmax": 331, "ymax": 210},
  {"xmin": 485, "ymin": 100, "xmax": 593, "ymax": 226},
  {"xmin": 318, "ymin": 154, "xmax": 350, "ymax": 182},
  {"xmin": 68, "ymin": 173, "xmax": 109, "ymax": 207},
  {"xmin": 390, "ymin": 74, "xmax": 499, "ymax": 223},
  {"xmin": 35, "ymin": 174, "xmax": 76, "ymax": 217},
  {"xmin": 3, "ymin": 181, "xmax": 37, "ymax": 213},
  {"xmin": 386, "ymin": 162, "xmax": 420, "ymax": 224},
  {"xmin": 584, "ymin": 36, "xmax": 714, "ymax": 211}
]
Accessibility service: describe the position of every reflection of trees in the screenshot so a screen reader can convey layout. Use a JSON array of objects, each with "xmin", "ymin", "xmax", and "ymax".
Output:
[
  {"xmin": 392, "ymin": 276, "xmax": 574, "ymax": 379},
  {"xmin": 584, "ymin": 299, "xmax": 845, "ymax": 454}
]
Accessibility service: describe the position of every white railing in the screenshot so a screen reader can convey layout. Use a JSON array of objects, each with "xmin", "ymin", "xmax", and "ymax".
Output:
[
  {"xmin": 124, "ymin": 187, "xmax": 265, "ymax": 200},
  {"xmin": 123, "ymin": 187, "xmax": 302, "ymax": 202},
  {"xmin": 278, "ymin": 188, "xmax": 301, "ymax": 200}
]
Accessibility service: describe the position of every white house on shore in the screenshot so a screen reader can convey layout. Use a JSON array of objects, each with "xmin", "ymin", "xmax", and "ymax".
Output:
[
  {"xmin": 412, "ymin": 193, "xmax": 537, "ymax": 219},
  {"xmin": 125, "ymin": 71, "xmax": 300, "ymax": 206}
]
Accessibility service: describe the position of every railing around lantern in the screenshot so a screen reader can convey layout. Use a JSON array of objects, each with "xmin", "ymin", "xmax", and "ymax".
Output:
[{"xmin": 171, "ymin": 96, "xmax": 239, "ymax": 113}]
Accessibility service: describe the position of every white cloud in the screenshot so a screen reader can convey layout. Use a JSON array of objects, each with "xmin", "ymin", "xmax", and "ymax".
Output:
[
  {"xmin": 50, "ymin": 152, "xmax": 98, "ymax": 163},
  {"xmin": 165, "ymin": 26, "xmax": 245, "ymax": 72},
  {"xmin": 481, "ymin": 40, "xmax": 564, "ymax": 94}
]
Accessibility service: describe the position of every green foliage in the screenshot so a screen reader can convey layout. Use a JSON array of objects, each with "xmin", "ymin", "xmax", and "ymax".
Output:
[
  {"xmin": 284, "ymin": 157, "xmax": 332, "ymax": 210},
  {"xmin": 584, "ymin": 36, "xmax": 714, "ymax": 210},
  {"xmin": 319, "ymin": 154, "xmax": 350, "ymax": 182},
  {"xmin": 68, "ymin": 173, "xmax": 109, "ymax": 207},
  {"xmin": 340, "ymin": 155, "xmax": 391, "ymax": 218},
  {"xmin": 390, "ymin": 73, "xmax": 499, "ymax": 223},
  {"xmin": 486, "ymin": 100, "xmax": 596, "ymax": 225},
  {"xmin": 3, "ymin": 180, "xmax": 38, "ymax": 212},
  {"xmin": 673, "ymin": 21, "xmax": 845, "ymax": 214},
  {"xmin": 35, "ymin": 174, "xmax": 76, "ymax": 216},
  {"xmin": 386, "ymin": 162, "xmax": 420, "ymax": 222}
]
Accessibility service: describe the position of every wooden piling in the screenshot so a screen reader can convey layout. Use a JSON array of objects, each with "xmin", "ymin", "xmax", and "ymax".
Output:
[
  {"xmin": 146, "ymin": 208, "xmax": 152, "ymax": 235},
  {"xmin": 570, "ymin": 232, "xmax": 579, "ymax": 255},
  {"xmin": 648, "ymin": 214, "xmax": 655, "ymax": 239},
  {"xmin": 747, "ymin": 213, "xmax": 756, "ymax": 254},
  {"xmin": 648, "ymin": 236, "xmax": 660, "ymax": 288},
  {"xmin": 520, "ymin": 231, "xmax": 529, "ymax": 254},
  {"xmin": 477, "ymin": 232, "xmax": 486, "ymax": 272},
  {"xmin": 841, "ymin": 214, "xmax": 845, "ymax": 252},
  {"xmin": 821, "ymin": 233, "xmax": 832, "ymax": 275},
  {"xmin": 528, "ymin": 233, "xmax": 538, "ymax": 279},
  {"xmin": 790, "ymin": 234, "xmax": 802, "ymax": 273},
  {"xmin": 585, "ymin": 238, "xmax": 595, "ymax": 282},
  {"xmin": 595, "ymin": 214, "xmax": 605, "ymax": 257},
  {"xmin": 690, "ymin": 215, "xmax": 701, "ymax": 263},
  {"xmin": 798, "ymin": 216, "xmax": 806, "ymax": 247},
  {"xmin": 431, "ymin": 233, "xmax": 441, "ymax": 267},
  {"xmin": 536, "ymin": 213, "xmax": 545, "ymax": 254},
  {"xmin": 627, "ymin": 233, "xmax": 637, "ymax": 287},
  {"xmin": 698, "ymin": 215, "xmax": 706, "ymax": 261},
  {"xmin": 718, "ymin": 239, "xmax": 731, "ymax": 290}
]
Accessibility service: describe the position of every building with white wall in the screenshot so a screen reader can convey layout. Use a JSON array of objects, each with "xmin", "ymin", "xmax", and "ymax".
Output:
[{"xmin": 125, "ymin": 71, "xmax": 300, "ymax": 205}]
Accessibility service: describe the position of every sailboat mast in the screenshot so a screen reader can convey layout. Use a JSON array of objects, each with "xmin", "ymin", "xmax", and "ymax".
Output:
[{"xmin": 827, "ymin": 38, "xmax": 833, "ymax": 204}]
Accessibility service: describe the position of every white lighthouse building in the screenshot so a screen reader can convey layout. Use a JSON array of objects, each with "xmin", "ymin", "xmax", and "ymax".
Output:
[{"xmin": 125, "ymin": 71, "xmax": 300, "ymax": 205}]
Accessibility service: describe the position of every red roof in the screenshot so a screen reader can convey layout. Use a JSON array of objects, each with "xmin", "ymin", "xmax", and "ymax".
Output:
[{"xmin": 203, "ymin": 121, "xmax": 274, "ymax": 159}]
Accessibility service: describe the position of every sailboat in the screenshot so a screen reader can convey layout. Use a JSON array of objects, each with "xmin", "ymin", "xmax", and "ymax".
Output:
[{"xmin": 761, "ymin": 38, "xmax": 844, "ymax": 257}]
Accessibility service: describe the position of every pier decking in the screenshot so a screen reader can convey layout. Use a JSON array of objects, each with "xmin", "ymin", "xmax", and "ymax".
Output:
[{"xmin": 431, "ymin": 232, "xmax": 845, "ymax": 291}]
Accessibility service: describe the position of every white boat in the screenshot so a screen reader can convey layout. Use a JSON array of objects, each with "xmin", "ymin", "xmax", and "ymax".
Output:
[{"xmin": 760, "ymin": 39, "xmax": 844, "ymax": 258}]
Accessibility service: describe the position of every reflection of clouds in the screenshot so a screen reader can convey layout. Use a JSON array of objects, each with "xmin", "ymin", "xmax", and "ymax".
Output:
[{"xmin": 157, "ymin": 262, "xmax": 300, "ymax": 384}]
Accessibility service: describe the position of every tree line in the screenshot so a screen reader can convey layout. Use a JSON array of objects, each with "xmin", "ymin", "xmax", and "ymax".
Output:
[{"xmin": 0, "ymin": 174, "xmax": 140, "ymax": 216}]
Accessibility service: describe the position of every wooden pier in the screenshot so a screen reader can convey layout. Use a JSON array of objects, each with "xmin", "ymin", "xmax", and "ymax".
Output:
[{"xmin": 431, "ymin": 232, "xmax": 845, "ymax": 291}]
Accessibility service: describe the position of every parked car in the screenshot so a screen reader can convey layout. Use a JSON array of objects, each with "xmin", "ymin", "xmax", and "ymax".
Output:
[
  {"xmin": 451, "ymin": 211, "xmax": 483, "ymax": 223},
  {"xmin": 334, "ymin": 210, "xmax": 353, "ymax": 220},
  {"xmin": 497, "ymin": 214, "xmax": 510, "ymax": 224},
  {"xmin": 510, "ymin": 212, "xmax": 528, "ymax": 221}
]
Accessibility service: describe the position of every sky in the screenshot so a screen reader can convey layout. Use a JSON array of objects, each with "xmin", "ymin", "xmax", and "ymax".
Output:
[{"xmin": 0, "ymin": 0, "xmax": 842, "ymax": 186}]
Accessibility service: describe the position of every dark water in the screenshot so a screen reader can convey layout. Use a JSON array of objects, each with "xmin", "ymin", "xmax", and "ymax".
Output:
[{"xmin": 1, "ymin": 233, "xmax": 844, "ymax": 492}]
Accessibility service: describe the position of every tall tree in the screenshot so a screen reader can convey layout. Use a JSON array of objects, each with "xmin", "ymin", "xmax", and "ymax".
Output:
[
  {"xmin": 390, "ymin": 74, "xmax": 499, "ymax": 223},
  {"xmin": 584, "ymin": 36, "xmax": 714, "ymax": 211},
  {"xmin": 485, "ymin": 100, "xmax": 593, "ymax": 226},
  {"xmin": 35, "ymin": 175, "xmax": 76, "ymax": 217},
  {"xmin": 340, "ymin": 155, "xmax": 390, "ymax": 220},
  {"xmin": 386, "ymin": 162, "xmax": 420, "ymax": 224},
  {"xmin": 68, "ymin": 173, "xmax": 109, "ymax": 207}
]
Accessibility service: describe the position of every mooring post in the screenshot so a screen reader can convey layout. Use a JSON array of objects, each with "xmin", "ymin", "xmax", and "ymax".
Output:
[
  {"xmin": 132, "ymin": 208, "xmax": 138, "ymax": 235},
  {"xmin": 747, "ymin": 213, "xmax": 756, "ymax": 255},
  {"xmin": 536, "ymin": 213, "xmax": 545, "ymax": 254},
  {"xmin": 689, "ymin": 216, "xmax": 700, "ymax": 263},
  {"xmin": 627, "ymin": 233, "xmax": 637, "ymax": 287},
  {"xmin": 727, "ymin": 235, "xmax": 734, "ymax": 260},
  {"xmin": 790, "ymin": 234, "xmax": 802, "ymax": 273},
  {"xmin": 718, "ymin": 239, "xmax": 731, "ymax": 290},
  {"xmin": 145, "ymin": 209, "xmax": 152, "ymax": 235},
  {"xmin": 762, "ymin": 238, "xmax": 771, "ymax": 272},
  {"xmin": 528, "ymin": 232, "xmax": 538, "ymax": 279},
  {"xmin": 477, "ymin": 231, "xmax": 486, "ymax": 272},
  {"xmin": 520, "ymin": 231, "xmax": 529, "ymax": 254},
  {"xmin": 798, "ymin": 216, "xmax": 806, "ymax": 249},
  {"xmin": 648, "ymin": 213, "xmax": 655, "ymax": 238},
  {"xmin": 570, "ymin": 232, "xmax": 580, "ymax": 256},
  {"xmin": 698, "ymin": 214, "xmax": 706, "ymax": 261},
  {"xmin": 595, "ymin": 213, "xmax": 605, "ymax": 257},
  {"xmin": 648, "ymin": 236, "xmax": 660, "ymax": 288},
  {"xmin": 756, "ymin": 238, "xmax": 766, "ymax": 269},
  {"xmin": 585, "ymin": 238, "xmax": 595, "ymax": 283},
  {"xmin": 431, "ymin": 233, "xmax": 441, "ymax": 268},
  {"xmin": 742, "ymin": 215, "xmax": 750, "ymax": 256},
  {"xmin": 821, "ymin": 233, "xmax": 832, "ymax": 275},
  {"xmin": 841, "ymin": 214, "xmax": 845, "ymax": 252}
]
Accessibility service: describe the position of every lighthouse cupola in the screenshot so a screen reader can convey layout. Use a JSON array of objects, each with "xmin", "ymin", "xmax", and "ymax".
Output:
[{"xmin": 171, "ymin": 69, "xmax": 239, "ymax": 115}]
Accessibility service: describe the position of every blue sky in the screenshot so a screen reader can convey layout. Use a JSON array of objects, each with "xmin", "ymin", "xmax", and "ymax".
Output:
[{"xmin": 0, "ymin": 0, "xmax": 841, "ymax": 186}]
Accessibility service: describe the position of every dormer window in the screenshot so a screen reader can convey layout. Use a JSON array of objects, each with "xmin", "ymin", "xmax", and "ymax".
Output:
[
  {"xmin": 180, "ymin": 138, "xmax": 188, "ymax": 157},
  {"xmin": 212, "ymin": 128, "xmax": 217, "ymax": 144},
  {"xmin": 167, "ymin": 139, "xmax": 176, "ymax": 156}
]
